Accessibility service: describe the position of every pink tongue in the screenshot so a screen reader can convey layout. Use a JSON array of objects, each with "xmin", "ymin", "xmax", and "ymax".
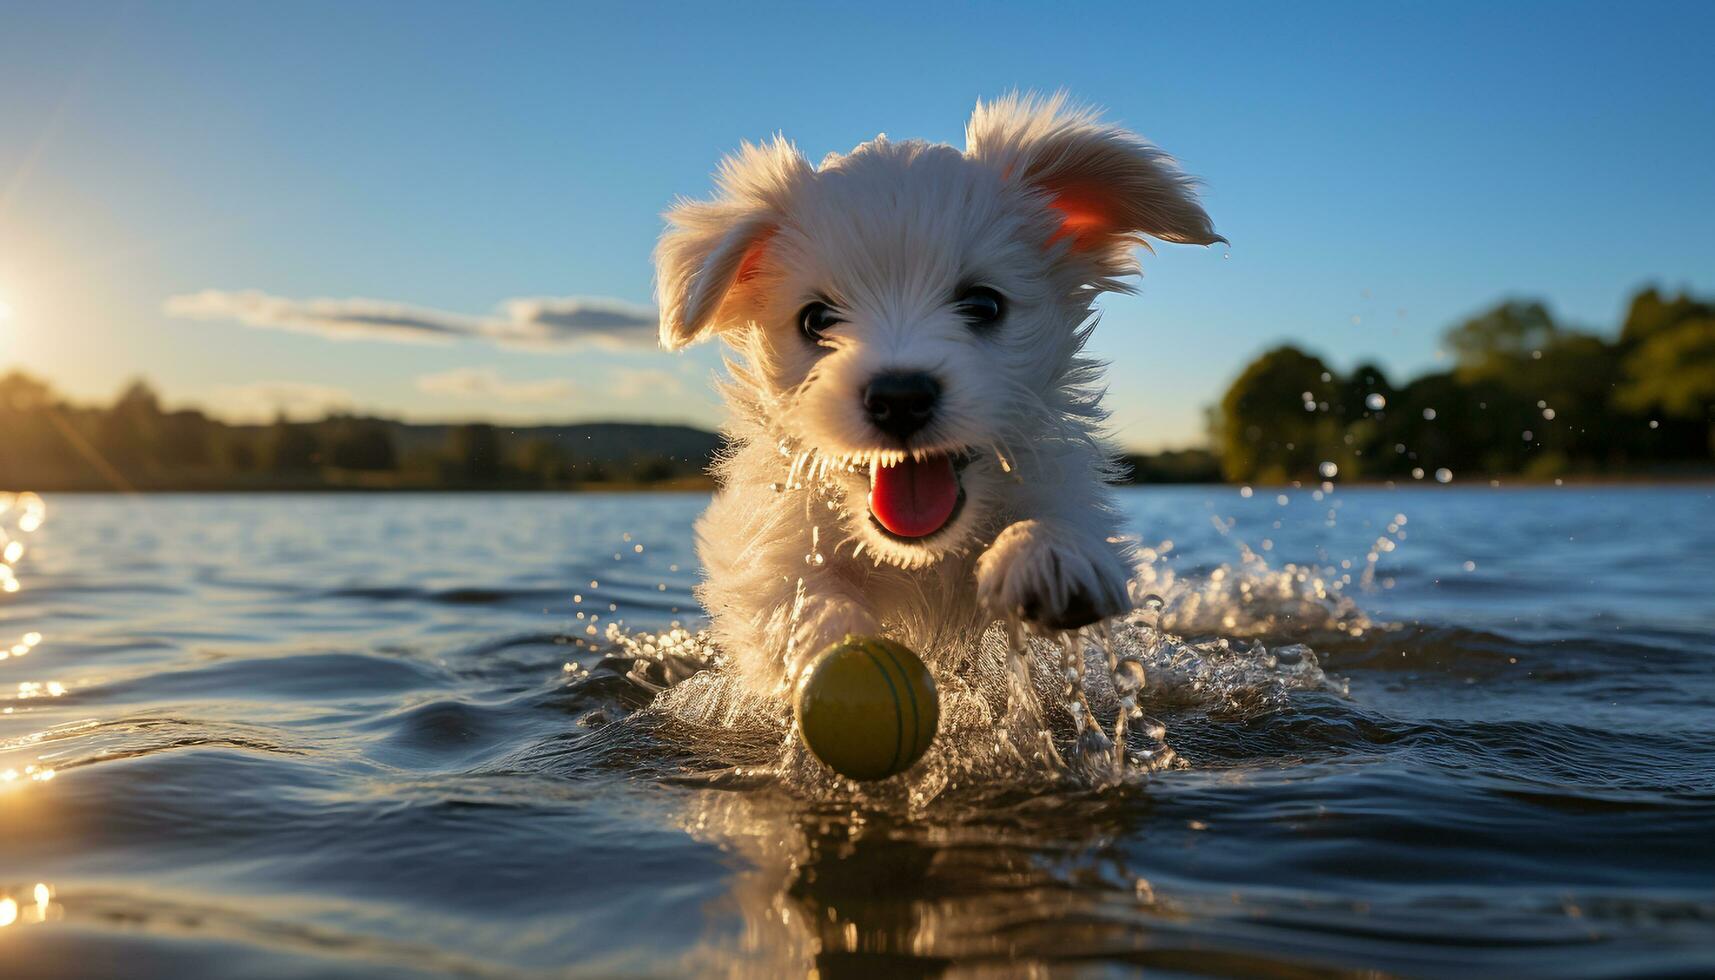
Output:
[{"xmin": 869, "ymin": 454, "xmax": 958, "ymax": 538}]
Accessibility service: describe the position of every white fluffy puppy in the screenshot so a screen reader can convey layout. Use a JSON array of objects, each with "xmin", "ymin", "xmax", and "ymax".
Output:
[{"xmin": 655, "ymin": 94, "xmax": 1220, "ymax": 690}]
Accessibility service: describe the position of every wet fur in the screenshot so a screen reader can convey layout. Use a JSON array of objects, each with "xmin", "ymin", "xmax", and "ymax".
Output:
[{"xmin": 654, "ymin": 94, "xmax": 1220, "ymax": 690}]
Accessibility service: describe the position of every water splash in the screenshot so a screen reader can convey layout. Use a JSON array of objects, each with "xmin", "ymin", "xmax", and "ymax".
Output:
[{"xmin": 586, "ymin": 544, "xmax": 1356, "ymax": 804}]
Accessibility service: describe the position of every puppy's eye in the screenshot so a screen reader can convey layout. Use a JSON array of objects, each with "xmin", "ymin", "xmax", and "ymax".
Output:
[
  {"xmin": 955, "ymin": 286, "xmax": 1005, "ymax": 331},
  {"xmin": 798, "ymin": 301, "xmax": 841, "ymax": 343}
]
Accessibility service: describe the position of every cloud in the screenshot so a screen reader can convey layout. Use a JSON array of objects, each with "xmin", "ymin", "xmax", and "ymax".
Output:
[
  {"xmin": 165, "ymin": 290, "xmax": 476, "ymax": 344},
  {"xmin": 487, "ymin": 297, "xmax": 658, "ymax": 351},
  {"xmin": 208, "ymin": 381, "xmax": 359, "ymax": 422},
  {"xmin": 165, "ymin": 290, "xmax": 659, "ymax": 351},
  {"xmin": 416, "ymin": 367, "xmax": 578, "ymax": 404}
]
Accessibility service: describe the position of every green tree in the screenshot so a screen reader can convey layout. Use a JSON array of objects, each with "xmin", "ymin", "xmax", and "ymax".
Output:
[
  {"xmin": 265, "ymin": 416, "xmax": 321, "ymax": 473},
  {"xmin": 97, "ymin": 379, "xmax": 165, "ymax": 475},
  {"xmin": 1445, "ymin": 300, "xmax": 1560, "ymax": 379},
  {"xmin": 0, "ymin": 371, "xmax": 54, "ymax": 413},
  {"xmin": 1614, "ymin": 289, "xmax": 1715, "ymax": 453},
  {"xmin": 156, "ymin": 410, "xmax": 214, "ymax": 469},
  {"xmin": 325, "ymin": 417, "xmax": 398, "ymax": 471},
  {"xmin": 518, "ymin": 438, "xmax": 572, "ymax": 486},
  {"xmin": 1215, "ymin": 345, "xmax": 1344, "ymax": 482},
  {"xmin": 446, "ymin": 423, "xmax": 502, "ymax": 482}
]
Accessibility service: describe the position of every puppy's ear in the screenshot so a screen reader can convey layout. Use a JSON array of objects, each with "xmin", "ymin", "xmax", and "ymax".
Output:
[
  {"xmin": 966, "ymin": 93, "xmax": 1223, "ymax": 264},
  {"xmin": 655, "ymin": 138, "xmax": 810, "ymax": 350}
]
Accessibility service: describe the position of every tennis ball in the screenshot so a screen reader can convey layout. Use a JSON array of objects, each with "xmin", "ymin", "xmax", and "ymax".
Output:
[{"xmin": 794, "ymin": 635, "xmax": 939, "ymax": 781}]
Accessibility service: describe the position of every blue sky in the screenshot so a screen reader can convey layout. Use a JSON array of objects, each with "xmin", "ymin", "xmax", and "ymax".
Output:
[{"xmin": 1, "ymin": 1, "xmax": 1711, "ymax": 449}]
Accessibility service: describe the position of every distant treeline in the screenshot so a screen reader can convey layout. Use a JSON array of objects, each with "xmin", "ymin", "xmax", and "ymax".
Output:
[
  {"xmin": 1212, "ymin": 287, "xmax": 1715, "ymax": 483},
  {"xmin": 0, "ymin": 373, "xmax": 721, "ymax": 491},
  {"xmin": 5, "ymin": 287, "xmax": 1708, "ymax": 492}
]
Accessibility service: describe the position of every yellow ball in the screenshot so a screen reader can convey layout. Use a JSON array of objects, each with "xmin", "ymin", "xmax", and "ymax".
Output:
[{"xmin": 794, "ymin": 635, "xmax": 939, "ymax": 781}]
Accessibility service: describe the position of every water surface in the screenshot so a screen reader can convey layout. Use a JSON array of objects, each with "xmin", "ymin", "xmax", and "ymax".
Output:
[{"xmin": 1, "ymin": 487, "xmax": 1712, "ymax": 977}]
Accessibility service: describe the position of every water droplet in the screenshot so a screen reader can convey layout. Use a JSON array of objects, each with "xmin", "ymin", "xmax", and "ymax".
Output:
[
  {"xmin": 1365, "ymin": 393, "xmax": 1386, "ymax": 411},
  {"xmin": 1113, "ymin": 659, "xmax": 1146, "ymax": 696},
  {"xmin": 1319, "ymin": 461, "xmax": 1339, "ymax": 479},
  {"xmin": 1239, "ymin": 486, "xmax": 1253, "ymax": 498},
  {"xmin": 1422, "ymin": 407, "xmax": 1437, "ymax": 421},
  {"xmin": 1435, "ymin": 468, "xmax": 1453, "ymax": 483}
]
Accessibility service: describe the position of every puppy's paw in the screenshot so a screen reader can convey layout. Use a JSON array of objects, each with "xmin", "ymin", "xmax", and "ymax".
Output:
[
  {"xmin": 977, "ymin": 520, "xmax": 1133, "ymax": 631},
  {"xmin": 786, "ymin": 595, "xmax": 880, "ymax": 681}
]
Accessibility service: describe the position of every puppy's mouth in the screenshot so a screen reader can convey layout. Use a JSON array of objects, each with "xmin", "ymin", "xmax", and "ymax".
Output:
[{"xmin": 867, "ymin": 450, "xmax": 972, "ymax": 541}]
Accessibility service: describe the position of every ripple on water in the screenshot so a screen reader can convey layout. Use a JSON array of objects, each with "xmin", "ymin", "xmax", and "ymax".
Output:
[{"xmin": 3, "ymin": 489, "xmax": 1714, "ymax": 976}]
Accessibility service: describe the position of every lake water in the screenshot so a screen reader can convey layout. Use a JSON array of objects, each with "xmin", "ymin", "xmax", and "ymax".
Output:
[{"xmin": 1, "ymin": 486, "xmax": 1712, "ymax": 977}]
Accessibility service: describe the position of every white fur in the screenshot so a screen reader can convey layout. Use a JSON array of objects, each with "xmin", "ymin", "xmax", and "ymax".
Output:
[{"xmin": 655, "ymin": 94, "xmax": 1221, "ymax": 691}]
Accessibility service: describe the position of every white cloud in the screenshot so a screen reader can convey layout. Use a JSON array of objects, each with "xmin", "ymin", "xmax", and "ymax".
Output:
[
  {"xmin": 164, "ymin": 289, "xmax": 659, "ymax": 351},
  {"xmin": 165, "ymin": 290, "xmax": 476, "ymax": 344},
  {"xmin": 208, "ymin": 381, "xmax": 360, "ymax": 422},
  {"xmin": 416, "ymin": 367, "xmax": 578, "ymax": 404}
]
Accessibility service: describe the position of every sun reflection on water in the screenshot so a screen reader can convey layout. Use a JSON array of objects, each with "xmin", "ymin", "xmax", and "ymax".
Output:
[
  {"xmin": 0, "ymin": 882, "xmax": 56, "ymax": 928},
  {"xmin": 3, "ymin": 631, "xmax": 41, "ymax": 661},
  {"xmin": 1, "ymin": 764, "xmax": 57, "ymax": 784},
  {"xmin": 0, "ymin": 493, "xmax": 45, "ymax": 594},
  {"xmin": 1, "ymin": 492, "xmax": 54, "ymax": 791}
]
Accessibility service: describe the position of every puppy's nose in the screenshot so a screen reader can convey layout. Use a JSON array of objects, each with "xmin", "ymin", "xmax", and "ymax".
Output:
[{"xmin": 863, "ymin": 372, "xmax": 941, "ymax": 441}]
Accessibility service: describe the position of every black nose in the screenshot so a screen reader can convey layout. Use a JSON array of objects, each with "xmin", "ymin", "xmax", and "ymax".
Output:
[{"xmin": 863, "ymin": 372, "xmax": 941, "ymax": 441}]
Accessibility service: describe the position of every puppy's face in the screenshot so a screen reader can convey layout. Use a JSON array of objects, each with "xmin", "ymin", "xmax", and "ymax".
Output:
[
  {"xmin": 738, "ymin": 143, "xmax": 1077, "ymax": 567},
  {"xmin": 655, "ymin": 96, "xmax": 1220, "ymax": 569}
]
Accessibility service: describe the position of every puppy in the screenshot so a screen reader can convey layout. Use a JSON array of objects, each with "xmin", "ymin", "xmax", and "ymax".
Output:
[{"xmin": 654, "ymin": 94, "xmax": 1220, "ymax": 690}]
